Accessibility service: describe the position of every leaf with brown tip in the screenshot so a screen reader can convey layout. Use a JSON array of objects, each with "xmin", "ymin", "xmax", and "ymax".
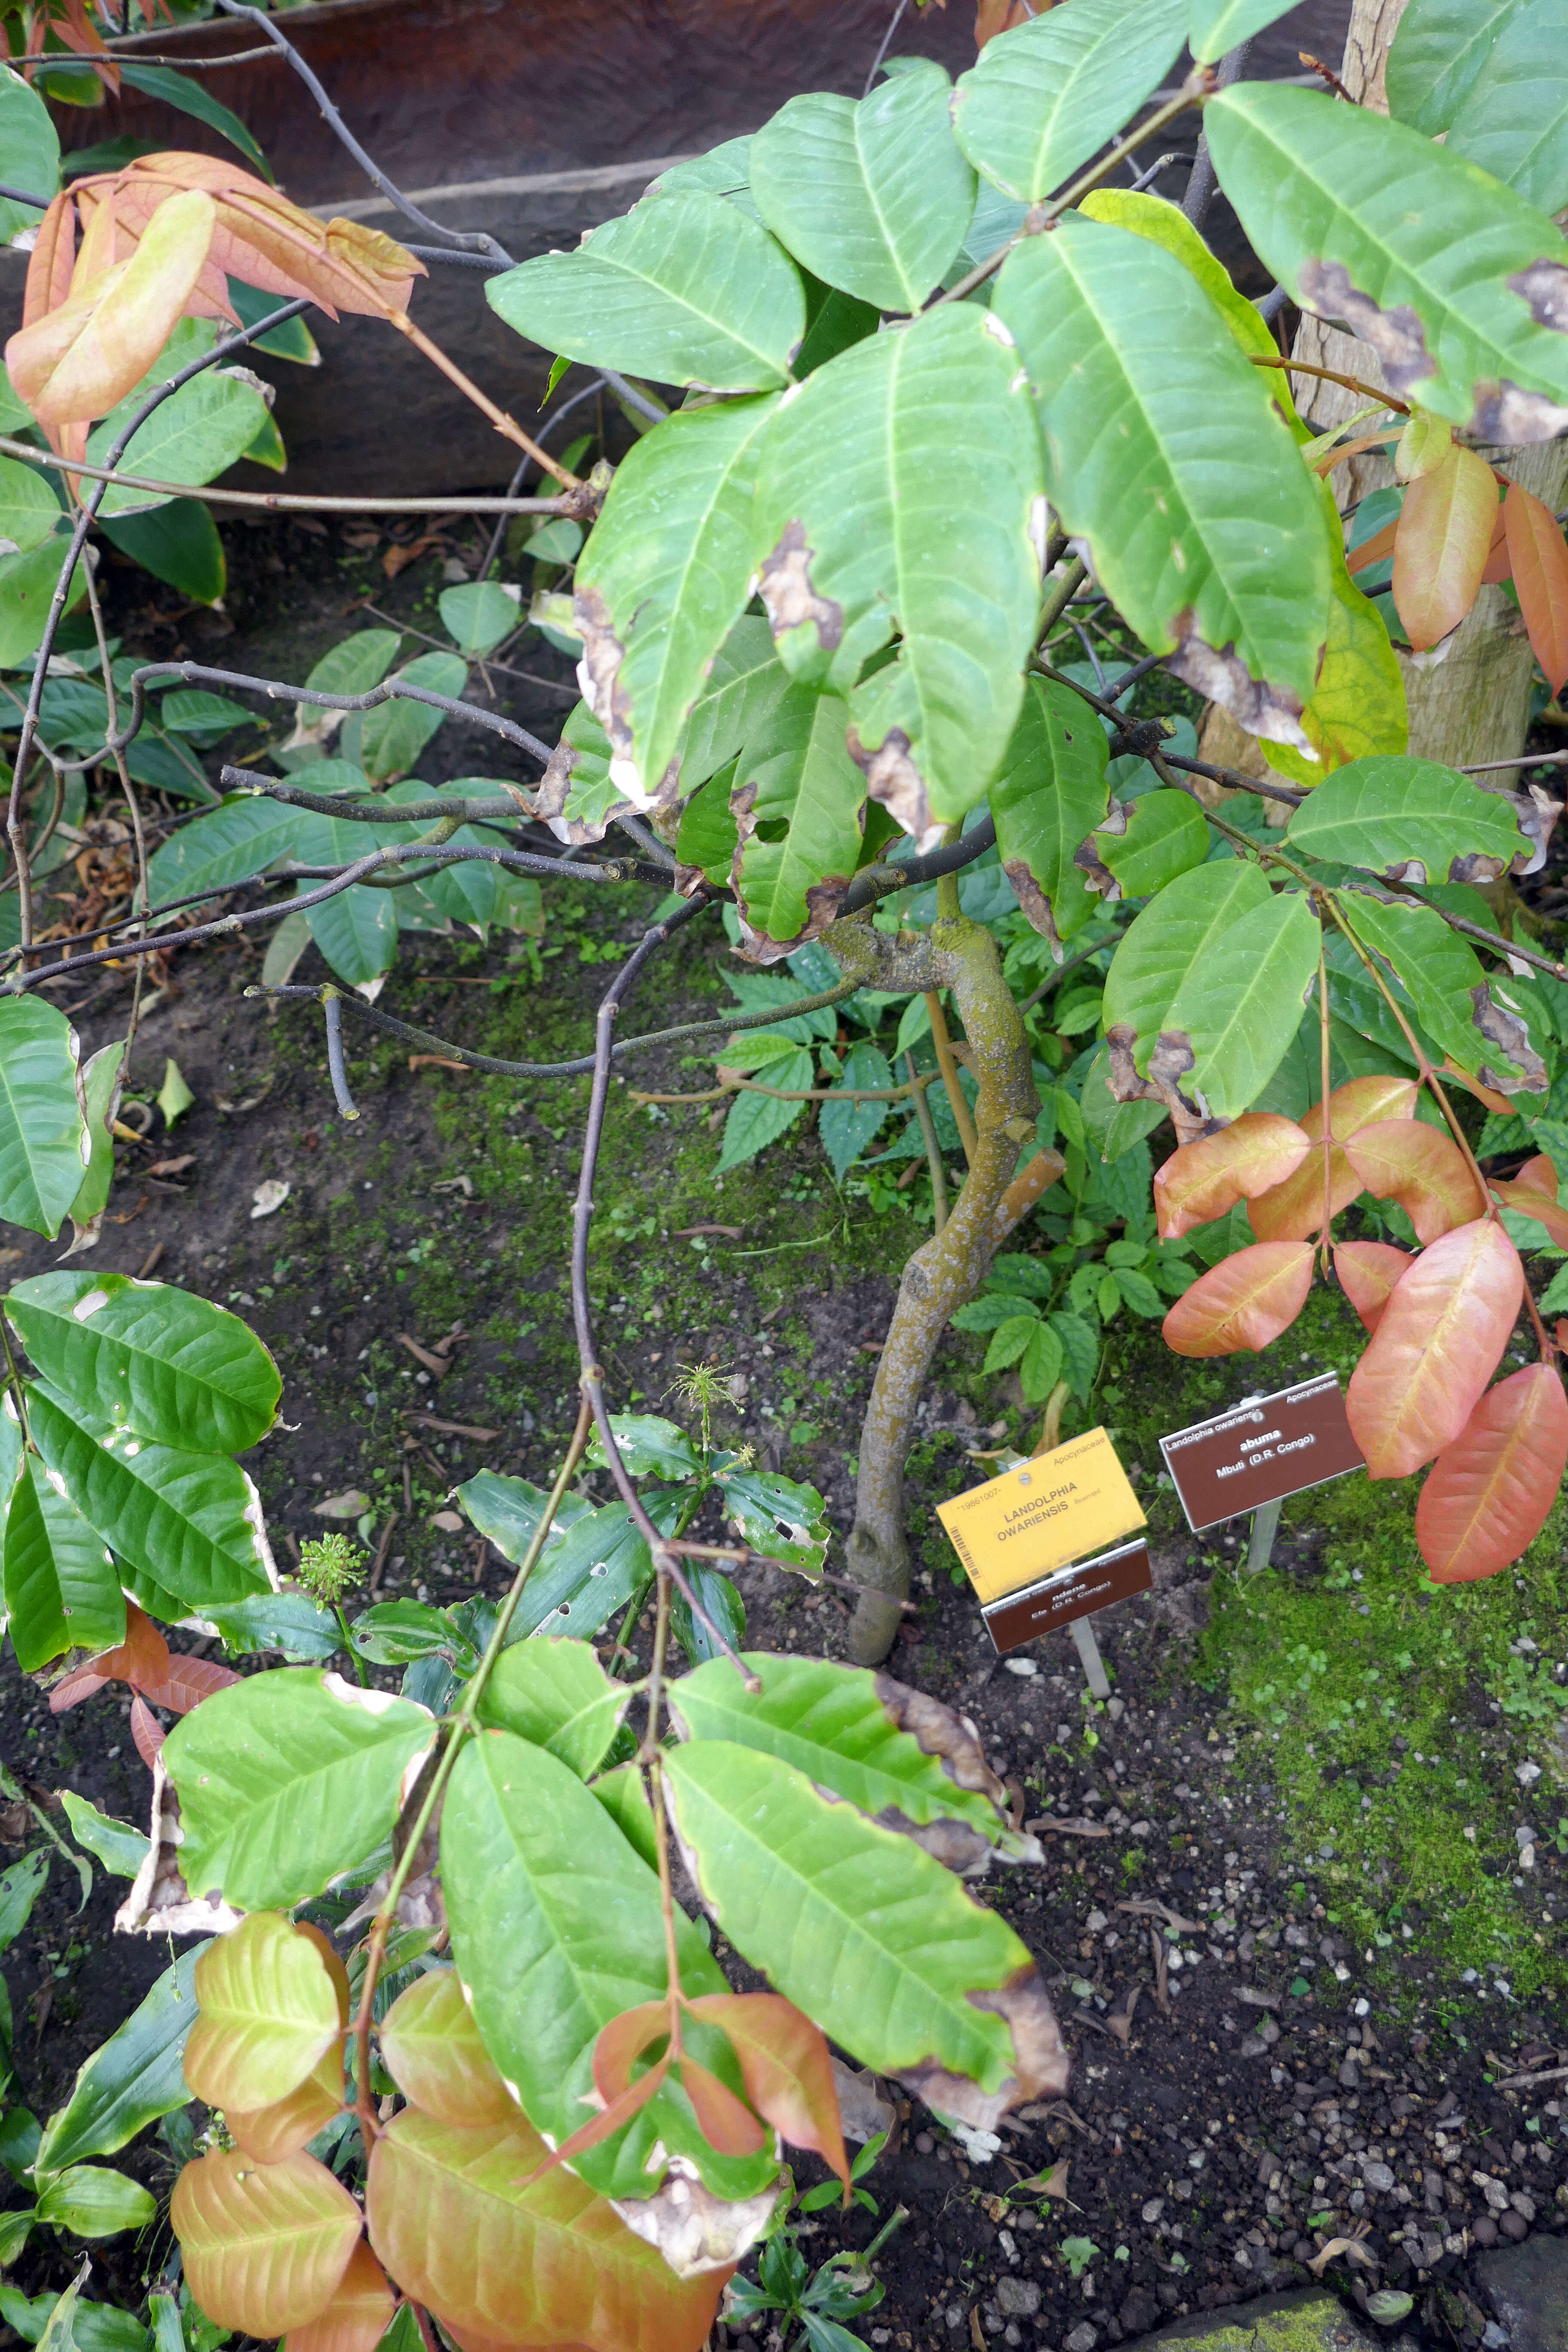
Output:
[
  {"xmin": 1417, "ymin": 1363, "xmax": 1568, "ymax": 1584},
  {"xmin": 380, "ymin": 1970, "xmax": 517, "ymax": 2128},
  {"xmin": 1152, "ymin": 1113, "xmax": 1311, "ymax": 1240},
  {"xmin": 1342, "ymin": 1119, "xmax": 1485, "ymax": 1243},
  {"xmin": 172, "ymin": 2147, "xmax": 363, "ymax": 2337},
  {"xmin": 283, "ymin": 2240, "xmax": 395, "ymax": 2352},
  {"xmin": 1333, "ymin": 1241, "xmax": 1413, "ymax": 1336},
  {"xmin": 1505, "ymin": 481, "xmax": 1568, "ymax": 698},
  {"xmin": 7, "ymin": 187, "xmax": 217, "ymax": 424},
  {"xmin": 1161, "ymin": 1242, "xmax": 1315, "ymax": 1359},
  {"xmin": 686, "ymin": 1993, "xmax": 849, "ymax": 2192},
  {"xmin": 364, "ymin": 2108, "xmax": 727, "ymax": 2352},
  {"xmin": 1248, "ymin": 1075, "xmax": 1418, "ymax": 1242},
  {"xmin": 1488, "ymin": 1152, "xmax": 1568, "ymax": 1248},
  {"xmin": 1346, "ymin": 1219, "xmax": 1524, "ymax": 1479},
  {"xmin": 185, "ymin": 1911, "xmax": 342, "ymax": 2113},
  {"xmin": 1392, "ymin": 442, "xmax": 1498, "ymax": 652},
  {"xmin": 230, "ymin": 2040, "xmax": 345, "ymax": 2167}
]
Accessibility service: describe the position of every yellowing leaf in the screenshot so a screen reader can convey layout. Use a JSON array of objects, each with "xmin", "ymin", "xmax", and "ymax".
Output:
[
  {"xmin": 229, "ymin": 2041, "xmax": 345, "ymax": 2167},
  {"xmin": 1346, "ymin": 1218, "xmax": 1524, "ymax": 1478},
  {"xmin": 1392, "ymin": 441, "xmax": 1498, "ymax": 652},
  {"xmin": 1341, "ymin": 1118, "xmax": 1486, "ymax": 1243},
  {"xmin": 1161, "ymin": 1240, "xmax": 1315, "ymax": 1357},
  {"xmin": 282, "ymin": 2242, "xmax": 395, "ymax": 2352},
  {"xmin": 8, "ymin": 188, "xmax": 216, "ymax": 425},
  {"xmin": 184, "ymin": 1911, "xmax": 343, "ymax": 2114},
  {"xmin": 1249, "ymin": 1075, "xmax": 1418, "ymax": 1242},
  {"xmin": 378, "ymin": 1969, "xmax": 517, "ymax": 2128},
  {"xmin": 172, "ymin": 2147, "xmax": 363, "ymax": 2337},
  {"xmin": 1264, "ymin": 486, "xmax": 1408, "ymax": 788},
  {"xmin": 1417, "ymin": 1363, "xmax": 1568, "ymax": 1582}
]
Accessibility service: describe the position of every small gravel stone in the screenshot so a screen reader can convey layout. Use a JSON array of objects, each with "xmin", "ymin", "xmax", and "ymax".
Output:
[
  {"xmin": 1363, "ymin": 2162, "xmax": 1396, "ymax": 2193},
  {"xmin": 1142, "ymin": 2198, "xmax": 1165, "ymax": 2223},
  {"xmin": 915, "ymin": 2133, "xmax": 934, "ymax": 2155},
  {"xmin": 996, "ymin": 2279, "xmax": 1040, "ymax": 2318},
  {"xmin": 1500, "ymin": 2209, "xmax": 1530, "ymax": 2241},
  {"xmin": 1064, "ymin": 2326, "xmax": 1099, "ymax": 2352}
]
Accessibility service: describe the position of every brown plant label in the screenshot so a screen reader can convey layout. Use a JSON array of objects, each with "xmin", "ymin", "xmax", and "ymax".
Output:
[
  {"xmin": 981, "ymin": 1537, "xmax": 1153, "ymax": 1656},
  {"xmin": 1159, "ymin": 1374, "xmax": 1366, "ymax": 1532},
  {"xmin": 935, "ymin": 1427, "xmax": 1146, "ymax": 1605}
]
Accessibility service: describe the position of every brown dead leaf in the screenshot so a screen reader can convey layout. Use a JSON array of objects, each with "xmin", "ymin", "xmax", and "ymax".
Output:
[
  {"xmin": 383, "ymin": 533, "xmax": 446, "ymax": 579},
  {"xmin": 408, "ymin": 1055, "xmax": 468, "ymax": 1072},
  {"xmin": 969, "ymin": 2309, "xmax": 986, "ymax": 2352},
  {"xmin": 0, "ymin": 1803, "xmax": 29, "ymax": 1844},
  {"xmin": 145, "ymin": 1154, "xmax": 196, "ymax": 1177},
  {"xmin": 1150, "ymin": 1926, "xmax": 1170, "ymax": 2014},
  {"xmin": 397, "ymin": 1332, "xmax": 451, "ymax": 1376},
  {"xmin": 401, "ymin": 1413, "xmax": 500, "ymax": 1440},
  {"xmin": 672, "ymin": 1224, "xmax": 743, "ymax": 1240}
]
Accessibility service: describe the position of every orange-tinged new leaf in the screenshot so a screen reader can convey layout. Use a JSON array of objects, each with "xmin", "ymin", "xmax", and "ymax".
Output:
[
  {"xmin": 1153, "ymin": 1113, "xmax": 1311, "ymax": 1240},
  {"xmin": 139, "ymin": 1654, "xmax": 242, "ymax": 1714},
  {"xmin": 1345, "ymin": 516, "xmax": 1397, "ymax": 576},
  {"xmin": 1479, "ymin": 501, "xmax": 1512, "ymax": 588},
  {"xmin": 1161, "ymin": 1242, "xmax": 1315, "ymax": 1359},
  {"xmin": 1333, "ymin": 1241, "xmax": 1413, "ymax": 1336},
  {"xmin": 172, "ymin": 2147, "xmax": 362, "ymax": 2337},
  {"xmin": 131, "ymin": 1692, "xmax": 165, "ymax": 1770},
  {"xmin": 1392, "ymin": 442, "xmax": 1498, "ymax": 652},
  {"xmin": 24, "ymin": 192, "xmax": 79, "ymax": 330},
  {"xmin": 678, "ymin": 2059, "xmax": 769, "ymax": 2158},
  {"xmin": 1346, "ymin": 1219, "xmax": 1524, "ymax": 1479},
  {"xmin": 283, "ymin": 2241, "xmax": 395, "ymax": 2352},
  {"xmin": 591, "ymin": 2002, "xmax": 670, "ymax": 2104},
  {"xmin": 230, "ymin": 2040, "xmax": 345, "ymax": 2167},
  {"xmin": 7, "ymin": 187, "xmax": 217, "ymax": 424},
  {"xmin": 1504, "ymin": 481, "xmax": 1568, "ymax": 697},
  {"xmin": 1488, "ymin": 1152, "xmax": 1568, "ymax": 1248},
  {"xmin": 186, "ymin": 1911, "xmax": 343, "ymax": 2114},
  {"xmin": 365, "ymin": 2107, "xmax": 727, "ymax": 2352},
  {"xmin": 380, "ymin": 1970, "xmax": 516, "ymax": 2128},
  {"xmin": 1249, "ymin": 1076, "xmax": 1418, "ymax": 1243},
  {"xmin": 1416, "ymin": 1364, "xmax": 1568, "ymax": 1583},
  {"xmin": 1341, "ymin": 1119, "xmax": 1485, "ymax": 1243},
  {"xmin": 685, "ymin": 1993, "xmax": 848, "ymax": 2192}
]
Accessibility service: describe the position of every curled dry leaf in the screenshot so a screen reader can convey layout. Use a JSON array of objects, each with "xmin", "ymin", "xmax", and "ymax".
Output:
[
  {"xmin": 1341, "ymin": 1119, "xmax": 1485, "ymax": 1244},
  {"xmin": 1346, "ymin": 1219, "xmax": 1524, "ymax": 1479},
  {"xmin": 379, "ymin": 1969, "xmax": 517, "ymax": 2127},
  {"xmin": 115, "ymin": 1754, "xmax": 244, "ymax": 1938},
  {"xmin": 1161, "ymin": 1241, "xmax": 1315, "ymax": 1358},
  {"xmin": 894, "ymin": 1963, "xmax": 1070, "ymax": 2134},
  {"xmin": 1153, "ymin": 1112, "xmax": 1311, "ymax": 1240},
  {"xmin": 172, "ymin": 2147, "xmax": 363, "ymax": 2337},
  {"xmin": 1415, "ymin": 1363, "xmax": 1568, "ymax": 1583},
  {"xmin": 184, "ymin": 1910, "xmax": 343, "ymax": 2113},
  {"xmin": 1248, "ymin": 1076, "xmax": 1417, "ymax": 1242},
  {"xmin": 282, "ymin": 2240, "xmax": 395, "ymax": 2352},
  {"xmin": 1333, "ymin": 1241, "xmax": 1413, "ymax": 1337},
  {"xmin": 1488, "ymin": 1153, "xmax": 1568, "ymax": 1248}
]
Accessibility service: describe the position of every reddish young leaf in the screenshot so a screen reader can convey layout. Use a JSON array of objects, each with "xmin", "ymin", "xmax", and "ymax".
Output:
[
  {"xmin": 7, "ymin": 186, "xmax": 217, "ymax": 423},
  {"xmin": 1341, "ymin": 1119, "xmax": 1485, "ymax": 1243},
  {"xmin": 1161, "ymin": 1242, "xmax": 1316, "ymax": 1359},
  {"xmin": 1345, "ymin": 515, "xmax": 1398, "ymax": 577},
  {"xmin": 1504, "ymin": 480, "xmax": 1568, "ymax": 697},
  {"xmin": 1248, "ymin": 1076, "xmax": 1418, "ymax": 1243},
  {"xmin": 1346, "ymin": 1219, "xmax": 1524, "ymax": 1478},
  {"xmin": 139, "ymin": 1656, "xmax": 242, "ymax": 1715},
  {"xmin": 678, "ymin": 2058, "xmax": 769, "ymax": 2158},
  {"xmin": 49, "ymin": 1662, "xmax": 113, "ymax": 1713},
  {"xmin": 1439, "ymin": 1060, "xmax": 1517, "ymax": 1116},
  {"xmin": 591, "ymin": 2002, "xmax": 671, "ymax": 2104},
  {"xmin": 172, "ymin": 2148, "xmax": 363, "ymax": 2337},
  {"xmin": 1479, "ymin": 500, "xmax": 1512, "ymax": 588},
  {"xmin": 685, "ymin": 1993, "xmax": 849, "ymax": 2192},
  {"xmin": 379, "ymin": 1969, "xmax": 515, "ymax": 2127},
  {"xmin": 1153, "ymin": 1113, "xmax": 1311, "ymax": 1240},
  {"xmin": 1333, "ymin": 1241, "xmax": 1413, "ymax": 1336},
  {"xmin": 230, "ymin": 2040, "xmax": 346, "ymax": 2168},
  {"xmin": 131, "ymin": 1693, "xmax": 165, "ymax": 1769},
  {"xmin": 1392, "ymin": 442, "xmax": 1498, "ymax": 651},
  {"xmin": 516, "ymin": 2057, "xmax": 671, "ymax": 2189},
  {"xmin": 1416, "ymin": 1364, "xmax": 1568, "ymax": 1583},
  {"xmin": 283, "ymin": 2240, "xmax": 395, "ymax": 2352},
  {"xmin": 1488, "ymin": 1152, "xmax": 1568, "ymax": 1249}
]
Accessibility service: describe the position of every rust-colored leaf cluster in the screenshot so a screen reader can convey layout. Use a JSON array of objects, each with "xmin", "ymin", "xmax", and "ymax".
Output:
[{"xmin": 49, "ymin": 1600, "xmax": 238, "ymax": 1766}]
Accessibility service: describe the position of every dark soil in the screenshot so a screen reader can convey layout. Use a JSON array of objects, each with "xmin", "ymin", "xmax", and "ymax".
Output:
[{"xmin": 3, "ymin": 513, "xmax": 1566, "ymax": 2352}]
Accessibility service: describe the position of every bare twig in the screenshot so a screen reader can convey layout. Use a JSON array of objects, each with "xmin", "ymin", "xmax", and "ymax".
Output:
[{"xmin": 0, "ymin": 436, "xmax": 574, "ymax": 516}]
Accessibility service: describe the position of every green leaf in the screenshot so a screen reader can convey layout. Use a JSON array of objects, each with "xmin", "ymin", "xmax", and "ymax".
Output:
[
  {"xmin": 0, "ymin": 2213, "xmax": 32, "ymax": 2271},
  {"xmin": 1261, "ymin": 487, "xmax": 1408, "ymax": 787},
  {"xmin": 573, "ymin": 395, "xmax": 780, "ymax": 799},
  {"xmin": 716, "ymin": 1462, "xmax": 831, "ymax": 1574},
  {"xmin": 680, "ymin": 615, "xmax": 792, "ymax": 791},
  {"xmin": 8, "ymin": 1271, "xmax": 279, "ymax": 1455},
  {"xmin": 988, "ymin": 1254, "xmax": 1055, "ymax": 1300},
  {"xmin": 675, "ymin": 760, "xmax": 740, "ymax": 885},
  {"xmin": 162, "ymin": 1668, "xmax": 437, "ymax": 1911},
  {"xmin": 1, "ymin": 2287, "xmax": 148, "ymax": 2352},
  {"xmin": 349, "ymin": 1601, "xmax": 477, "ymax": 1669},
  {"xmin": 496, "ymin": 1493, "xmax": 684, "ymax": 1643},
  {"xmin": 438, "ymin": 582, "xmax": 520, "ymax": 657},
  {"xmin": 156, "ymin": 1057, "xmax": 194, "ymax": 1132},
  {"xmin": 361, "ymin": 651, "xmax": 468, "ymax": 783},
  {"xmin": 117, "ymin": 62, "xmax": 270, "ymax": 176},
  {"xmin": 670, "ymin": 1652, "xmax": 1007, "ymax": 1839},
  {"xmin": 1102, "ymin": 864, "xmax": 1321, "ymax": 1121},
  {"xmin": 1443, "ymin": 1, "xmax": 1568, "ymax": 216},
  {"xmin": 821, "ymin": 1039, "xmax": 894, "ymax": 1179},
  {"xmin": 66, "ymin": 1037, "xmax": 126, "ymax": 1238},
  {"xmin": 1187, "ymin": 0, "xmax": 1295, "ymax": 62},
  {"xmin": 88, "ymin": 373, "xmax": 270, "ymax": 518},
  {"xmin": 750, "ymin": 62, "xmax": 975, "ymax": 311},
  {"xmin": 645, "ymin": 136, "xmax": 758, "ymax": 212},
  {"xmin": 663, "ymin": 1740, "xmax": 1041, "ymax": 2094},
  {"xmin": 754, "ymin": 301, "xmax": 1044, "ymax": 828},
  {"xmin": 1086, "ymin": 790, "xmax": 1210, "ymax": 902},
  {"xmin": 228, "ymin": 276, "xmax": 318, "ymax": 364},
  {"xmin": 59, "ymin": 1794, "xmax": 148, "ymax": 1882},
  {"xmin": 951, "ymin": 0, "xmax": 1188, "ymax": 203},
  {"xmin": 159, "ymin": 691, "xmax": 251, "ymax": 738},
  {"xmin": 584, "ymin": 1415, "xmax": 701, "ymax": 1480},
  {"xmin": 717, "ymin": 1044, "xmax": 813, "ymax": 1170},
  {"xmin": 441, "ymin": 1730, "xmax": 769, "ymax": 2202},
  {"xmin": 1113, "ymin": 1266, "xmax": 1165, "ymax": 1317},
  {"xmin": 1205, "ymin": 81, "xmax": 1568, "ymax": 443},
  {"xmin": 1286, "ymin": 756, "xmax": 1526, "ymax": 880},
  {"xmin": 995, "ymin": 213, "xmax": 1330, "ymax": 733},
  {"xmin": 203, "ymin": 1590, "xmax": 340, "ymax": 1661},
  {"xmin": 1335, "ymin": 888, "xmax": 1542, "ymax": 1089},
  {"xmin": 34, "ymin": 1945, "xmax": 205, "ymax": 2174},
  {"xmin": 982, "ymin": 1314, "xmax": 1038, "ymax": 1373},
  {"xmin": 487, "ymin": 192, "xmax": 806, "ymax": 392},
  {"xmin": 475, "ymin": 1637, "xmax": 629, "ymax": 1778},
  {"xmin": 306, "ymin": 628, "xmax": 401, "ymax": 700},
  {"xmin": 951, "ymin": 1295, "xmax": 1028, "ymax": 1332},
  {"xmin": 0, "ymin": 538, "xmax": 87, "ymax": 667},
  {"xmin": 0, "ymin": 456, "xmax": 63, "ymax": 555},
  {"xmin": 732, "ymin": 683, "xmax": 867, "ymax": 949},
  {"xmin": 586, "ymin": 1761, "xmax": 660, "ymax": 1873},
  {"xmin": 1079, "ymin": 1044, "xmax": 1167, "ymax": 1162},
  {"xmin": 1385, "ymin": 0, "xmax": 1527, "ymax": 135},
  {"xmin": 34, "ymin": 2166, "xmax": 155, "ymax": 2238},
  {"xmin": 147, "ymin": 793, "xmax": 307, "ymax": 910},
  {"xmin": 2, "ymin": 1454, "xmax": 124, "ymax": 1674},
  {"xmin": 25, "ymin": 1381, "xmax": 274, "ymax": 1614},
  {"xmin": 99, "ymin": 498, "xmax": 225, "ymax": 604},
  {"xmin": 0, "ymin": 1849, "xmax": 49, "ymax": 1953},
  {"xmin": 989, "ymin": 676, "xmax": 1110, "ymax": 952},
  {"xmin": 1050, "ymin": 1311, "xmax": 1099, "ymax": 1401},
  {"xmin": 1019, "ymin": 1319, "xmax": 1065, "ymax": 1403},
  {"xmin": 453, "ymin": 1470, "xmax": 593, "ymax": 1565},
  {"xmin": 0, "ymin": 996, "xmax": 86, "ymax": 1238},
  {"xmin": 0, "ymin": 67, "xmax": 58, "ymax": 247},
  {"xmin": 670, "ymin": 1559, "xmax": 746, "ymax": 1666}
]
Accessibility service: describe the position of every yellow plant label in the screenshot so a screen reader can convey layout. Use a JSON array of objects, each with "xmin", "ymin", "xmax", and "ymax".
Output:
[{"xmin": 934, "ymin": 1428, "xmax": 1147, "ymax": 1604}]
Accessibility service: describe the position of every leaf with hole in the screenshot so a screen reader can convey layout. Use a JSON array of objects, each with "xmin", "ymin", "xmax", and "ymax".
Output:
[
  {"xmin": 1347, "ymin": 1217, "xmax": 1524, "ymax": 1477},
  {"xmin": 716, "ymin": 1464, "xmax": 830, "ymax": 1575},
  {"xmin": 1416, "ymin": 1362, "xmax": 1568, "ymax": 1582},
  {"xmin": 172, "ymin": 2148, "xmax": 362, "ymax": 2337},
  {"xmin": 951, "ymin": 0, "xmax": 1188, "ymax": 203},
  {"xmin": 8, "ymin": 1272, "xmax": 279, "ymax": 1455}
]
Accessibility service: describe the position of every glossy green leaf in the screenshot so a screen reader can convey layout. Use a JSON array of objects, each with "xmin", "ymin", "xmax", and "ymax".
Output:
[
  {"xmin": 989, "ymin": 675, "xmax": 1110, "ymax": 951},
  {"xmin": 584, "ymin": 1416, "xmax": 700, "ymax": 1480},
  {"xmin": 680, "ymin": 615, "xmax": 792, "ymax": 791},
  {"xmin": 203, "ymin": 1590, "xmax": 341, "ymax": 1660},
  {"xmin": 0, "ymin": 996, "xmax": 86, "ymax": 1238},
  {"xmin": 229, "ymin": 275, "xmax": 318, "ymax": 364},
  {"xmin": 951, "ymin": 0, "xmax": 1188, "ymax": 203},
  {"xmin": 675, "ymin": 763, "xmax": 740, "ymax": 884},
  {"xmin": 0, "ymin": 538, "xmax": 86, "ymax": 668},
  {"xmin": 1020, "ymin": 1320, "xmax": 1066, "ymax": 1402},
  {"xmin": 159, "ymin": 690, "xmax": 251, "ymax": 738},
  {"xmin": 1444, "ymin": 1, "xmax": 1568, "ymax": 216},
  {"xmin": 2, "ymin": 1453, "xmax": 123, "ymax": 1673},
  {"xmin": 573, "ymin": 395, "xmax": 780, "ymax": 800},
  {"xmin": 34, "ymin": 1945, "xmax": 206, "ymax": 2175},
  {"xmin": 586, "ymin": 1761, "xmax": 660, "ymax": 1872},
  {"xmin": 715, "ymin": 1460, "xmax": 830, "ymax": 1574},
  {"xmin": 162, "ymin": 1668, "xmax": 437, "ymax": 1912},
  {"xmin": 25, "ymin": 1382, "xmax": 274, "ymax": 1614},
  {"xmin": 99, "ymin": 499, "xmax": 226, "ymax": 604},
  {"xmin": 750, "ymin": 62, "xmax": 974, "ymax": 310},
  {"xmin": 63, "ymin": 1036, "xmax": 124, "ymax": 1242},
  {"xmin": 983, "ymin": 1314, "xmax": 1036, "ymax": 1372},
  {"xmin": 664, "ymin": 1741, "xmax": 1042, "ymax": 2093},
  {"xmin": 438, "ymin": 582, "xmax": 520, "ymax": 657},
  {"xmin": 454, "ymin": 1469, "xmax": 592, "ymax": 1564},
  {"xmin": 0, "ymin": 1849, "xmax": 49, "ymax": 1952},
  {"xmin": 1286, "ymin": 757, "xmax": 1527, "ymax": 880},
  {"xmin": 820, "ymin": 1040, "xmax": 893, "ymax": 1179},
  {"xmin": 671, "ymin": 1652, "xmax": 1006, "ymax": 1838},
  {"xmin": 306, "ymin": 628, "xmax": 401, "ymax": 700},
  {"xmin": 1206, "ymin": 82, "xmax": 1568, "ymax": 443},
  {"xmin": 0, "ymin": 2285, "xmax": 147, "ymax": 2352},
  {"xmin": 1085, "ymin": 790, "xmax": 1210, "ymax": 902},
  {"xmin": 487, "ymin": 192, "xmax": 806, "ymax": 392},
  {"xmin": 0, "ymin": 67, "xmax": 58, "ymax": 246},
  {"xmin": 87, "ymin": 373, "xmax": 269, "ymax": 519},
  {"xmin": 1102, "ymin": 864, "xmax": 1322, "ymax": 1121},
  {"xmin": 645, "ymin": 135, "xmax": 757, "ymax": 213},
  {"xmin": 669, "ymin": 1559, "xmax": 746, "ymax": 1666},
  {"xmin": 476, "ymin": 1636, "xmax": 630, "ymax": 1778},
  {"xmin": 360, "ymin": 652, "xmax": 468, "ymax": 783},
  {"xmin": 995, "ymin": 213, "xmax": 1329, "ymax": 736},
  {"xmin": 286, "ymin": 795, "xmax": 400, "ymax": 989},
  {"xmin": 8, "ymin": 1272, "xmax": 279, "ymax": 1454},
  {"xmin": 1385, "ymin": 0, "xmax": 1527, "ymax": 134},
  {"xmin": 754, "ymin": 301, "xmax": 1044, "ymax": 829},
  {"xmin": 441, "ymin": 1730, "xmax": 771, "ymax": 2201},
  {"xmin": 349, "ymin": 1599, "xmax": 477, "ymax": 1669},
  {"xmin": 0, "ymin": 457, "xmax": 62, "ymax": 554},
  {"xmin": 1187, "ymin": 0, "xmax": 1295, "ymax": 61},
  {"xmin": 35, "ymin": 2166, "xmax": 155, "ymax": 2238},
  {"xmin": 59, "ymin": 1794, "xmax": 148, "ymax": 1881},
  {"xmin": 731, "ymin": 683, "xmax": 867, "ymax": 949},
  {"xmin": 1335, "ymin": 888, "xmax": 1542, "ymax": 1090},
  {"xmin": 118, "ymin": 62, "xmax": 270, "ymax": 178},
  {"xmin": 1262, "ymin": 486, "xmax": 1408, "ymax": 787},
  {"xmin": 502, "ymin": 1493, "xmax": 682, "ymax": 1642}
]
